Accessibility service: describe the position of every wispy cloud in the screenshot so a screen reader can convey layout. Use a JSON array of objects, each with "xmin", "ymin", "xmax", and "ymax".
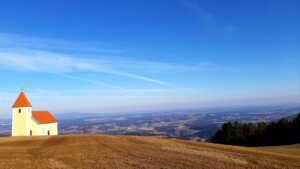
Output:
[
  {"xmin": 0, "ymin": 50, "xmax": 169, "ymax": 85},
  {"xmin": 50, "ymin": 73, "xmax": 125, "ymax": 89},
  {"xmin": 0, "ymin": 33, "xmax": 218, "ymax": 87},
  {"xmin": 111, "ymin": 59, "xmax": 217, "ymax": 73},
  {"xmin": 181, "ymin": 0, "xmax": 215, "ymax": 28},
  {"xmin": 181, "ymin": 0, "xmax": 236, "ymax": 32},
  {"xmin": 0, "ymin": 33, "xmax": 125, "ymax": 54}
]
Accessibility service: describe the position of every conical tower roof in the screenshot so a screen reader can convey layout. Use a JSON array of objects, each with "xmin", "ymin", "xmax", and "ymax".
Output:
[{"xmin": 12, "ymin": 92, "xmax": 32, "ymax": 108}]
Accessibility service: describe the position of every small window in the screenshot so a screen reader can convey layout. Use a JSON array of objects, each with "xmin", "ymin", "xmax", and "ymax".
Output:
[{"xmin": 18, "ymin": 109, "xmax": 21, "ymax": 113}]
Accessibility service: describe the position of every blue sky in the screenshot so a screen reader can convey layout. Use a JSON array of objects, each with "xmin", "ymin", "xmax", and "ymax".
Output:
[{"xmin": 0, "ymin": 0, "xmax": 299, "ymax": 117}]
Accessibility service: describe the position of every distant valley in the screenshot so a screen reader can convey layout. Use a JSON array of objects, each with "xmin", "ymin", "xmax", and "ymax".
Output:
[{"xmin": 1, "ymin": 104, "xmax": 300, "ymax": 140}]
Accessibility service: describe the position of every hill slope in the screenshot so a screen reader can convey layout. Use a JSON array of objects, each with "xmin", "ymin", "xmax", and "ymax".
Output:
[{"xmin": 0, "ymin": 135, "xmax": 299, "ymax": 169}]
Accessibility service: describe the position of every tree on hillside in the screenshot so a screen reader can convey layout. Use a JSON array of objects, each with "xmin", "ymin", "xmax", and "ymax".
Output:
[{"xmin": 212, "ymin": 113, "xmax": 300, "ymax": 146}]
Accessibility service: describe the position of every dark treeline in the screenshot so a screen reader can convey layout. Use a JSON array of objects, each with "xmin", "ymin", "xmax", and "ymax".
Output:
[{"xmin": 212, "ymin": 113, "xmax": 300, "ymax": 146}]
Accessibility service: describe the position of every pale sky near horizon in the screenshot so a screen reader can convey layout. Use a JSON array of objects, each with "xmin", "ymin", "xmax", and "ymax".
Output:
[{"xmin": 0, "ymin": 0, "xmax": 299, "ymax": 117}]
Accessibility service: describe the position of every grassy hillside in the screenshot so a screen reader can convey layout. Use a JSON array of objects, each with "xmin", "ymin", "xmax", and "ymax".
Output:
[{"xmin": 0, "ymin": 135, "xmax": 299, "ymax": 169}]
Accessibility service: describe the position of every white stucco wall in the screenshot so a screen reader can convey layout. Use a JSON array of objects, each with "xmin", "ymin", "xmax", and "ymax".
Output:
[
  {"xmin": 12, "ymin": 107, "xmax": 31, "ymax": 136},
  {"xmin": 12, "ymin": 107, "xmax": 58, "ymax": 136},
  {"xmin": 30, "ymin": 120, "xmax": 58, "ymax": 136}
]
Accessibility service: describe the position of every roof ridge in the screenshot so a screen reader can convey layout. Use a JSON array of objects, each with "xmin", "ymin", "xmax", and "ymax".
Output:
[{"xmin": 32, "ymin": 111, "xmax": 57, "ymax": 124}]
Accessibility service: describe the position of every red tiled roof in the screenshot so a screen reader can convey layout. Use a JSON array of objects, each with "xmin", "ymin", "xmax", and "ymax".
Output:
[
  {"xmin": 12, "ymin": 92, "xmax": 32, "ymax": 108},
  {"xmin": 32, "ymin": 111, "xmax": 57, "ymax": 124}
]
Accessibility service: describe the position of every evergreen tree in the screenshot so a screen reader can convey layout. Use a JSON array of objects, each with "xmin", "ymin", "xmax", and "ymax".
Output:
[{"xmin": 212, "ymin": 113, "xmax": 300, "ymax": 146}]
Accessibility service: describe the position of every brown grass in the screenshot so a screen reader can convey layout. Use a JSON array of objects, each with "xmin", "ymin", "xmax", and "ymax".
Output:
[{"xmin": 0, "ymin": 135, "xmax": 299, "ymax": 169}]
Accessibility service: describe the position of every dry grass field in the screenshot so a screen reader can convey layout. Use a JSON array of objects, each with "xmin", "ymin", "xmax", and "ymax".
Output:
[{"xmin": 0, "ymin": 135, "xmax": 299, "ymax": 169}]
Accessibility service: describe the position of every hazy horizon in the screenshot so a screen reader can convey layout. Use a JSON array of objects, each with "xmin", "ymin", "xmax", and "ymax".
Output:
[{"xmin": 0, "ymin": 0, "xmax": 299, "ymax": 117}]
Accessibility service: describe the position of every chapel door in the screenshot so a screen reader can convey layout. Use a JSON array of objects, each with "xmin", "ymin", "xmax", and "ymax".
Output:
[
  {"xmin": 48, "ymin": 131, "xmax": 50, "ymax": 136},
  {"xmin": 30, "ymin": 130, "xmax": 32, "ymax": 136}
]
